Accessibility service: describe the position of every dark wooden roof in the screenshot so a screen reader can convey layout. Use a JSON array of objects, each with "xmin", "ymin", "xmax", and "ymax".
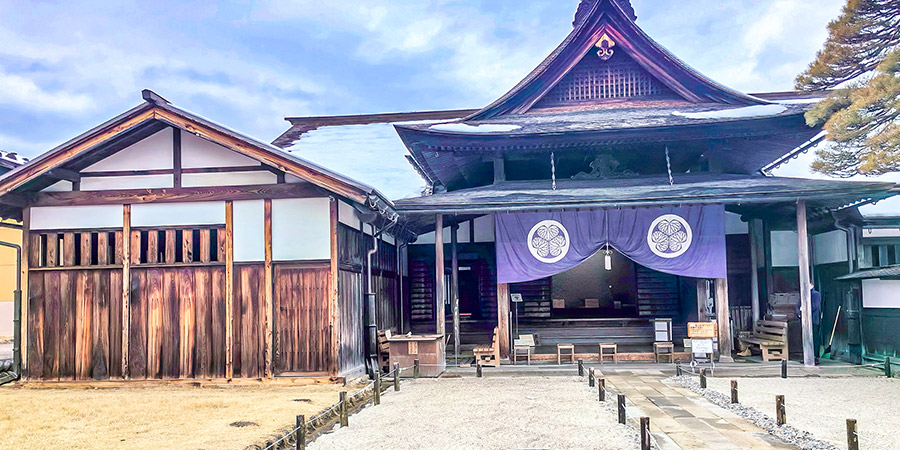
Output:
[
  {"xmin": 836, "ymin": 265, "xmax": 900, "ymax": 281},
  {"xmin": 468, "ymin": 0, "xmax": 765, "ymax": 120},
  {"xmin": 393, "ymin": 174, "xmax": 897, "ymax": 215},
  {"xmin": 0, "ymin": 90, "xmax": 398, "ymax": 221}
]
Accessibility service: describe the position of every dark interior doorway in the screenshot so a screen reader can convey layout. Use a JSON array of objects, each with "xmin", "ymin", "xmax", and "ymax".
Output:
[{"xmin": 458, "ymin": 268, "xmax": 481, "ymax": 320}]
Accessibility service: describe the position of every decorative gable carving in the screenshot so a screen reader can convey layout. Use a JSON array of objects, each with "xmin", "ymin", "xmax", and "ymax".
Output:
[{"xmin": 534, "ymin": 49, "xmax": 674, "ymax": 108}]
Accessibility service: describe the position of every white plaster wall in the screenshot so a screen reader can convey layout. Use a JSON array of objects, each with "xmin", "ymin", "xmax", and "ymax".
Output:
[
  {"xmin": 725, "ymin": 212, "xmax": 748, "ymax": 235},
  {"xmin": 42, "ymin": 181, "xmax": 72, "ymax": 192},
  {"xmin": 813, "ymin": 230, "xmax": 848, "ymax": 265},
  {"xmin": 338, "ymin": 200, "xmax": 360, "ymax": 229},
  {"xmin": 83, "ymin": 128, "xmax": 173, "ymax": 172},
  {"xmin": 474, "ymin": 214, "xmax": 495, "ymax": 243},
  {"xmin": 285, "ymin": 174, "xmax": 305, "ymax": 184},
  {"xmin": 31, "ymin": 205, "xmax": 123, "ymax": 230},
  {"xmin": 0, "ymin": 302, "xmax": 12, "ymax": 338},
  {"xmin": 862, "ymin": 279, "xmax": 900, "ymax": 308},
  {"xmin": 182, "ymin": 171, "xmax": 277, "ymax": 188},
  {"xmin": 863, "ymin": 228, "xmax": 900, "ymax": 238},
  {"xmin": 771, "ymin": 230, "xmax": 800, "ymax": 267},
  {"xmin": 181, "ymin": 132, "xmax": 259, "ymax": 168},
  {"xmin": 233, "ymin": 200, "xmax": 265, "ymax": 262},
  {"xmin": 80, "ymin": 174, "xmax": 173, "ymax": 190},
  {"xmin": 131, "ymin": 202, "xmax": 225, "ymax": 227},
  {"xmin": 272, "ymin": 198, "xmax": 331, "ymax": 261}
]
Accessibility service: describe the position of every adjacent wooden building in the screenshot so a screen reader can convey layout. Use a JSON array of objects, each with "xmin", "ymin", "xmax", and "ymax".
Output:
[{"xmin": 0, "ymin": 91, "xmax": 405, "ymax": 381}]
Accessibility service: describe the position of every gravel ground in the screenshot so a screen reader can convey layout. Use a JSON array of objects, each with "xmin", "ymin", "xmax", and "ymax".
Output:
[
  {"xmin": 309, "ymin": 376, "xmax": 640, "ymax": 449},
  {"xmin": 679, "ymin": 375, "xmax": 898, "ymax": 450}
]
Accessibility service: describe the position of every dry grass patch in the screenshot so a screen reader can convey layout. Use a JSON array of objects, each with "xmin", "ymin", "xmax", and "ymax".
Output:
[{"xmin": 0, "ymin": 381, "xmax": 357, "ymax": 450}]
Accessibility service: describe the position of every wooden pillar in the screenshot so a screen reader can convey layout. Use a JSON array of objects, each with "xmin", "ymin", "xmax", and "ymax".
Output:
[
  {"xmin": 763, "ymin": 220, "xmax": 774, "ymax": 302},
  {"xmin": 748, "ymin": 219, "xmax": 762, "ymax": 322},
  {"xmin": 497, "ymin": 282, "xmax": 510, "ymax": 358},
  {"xmin": 434, "ymin": 214, "xmax": 445, "ymax": 336},
  {"xmin": 172, "ymin": 128, "xmax": 182, "ymax": 188},
  {"xmin": 696, "ymin": 279, "xmax": 708, "ymax": 322},
  {"xmin": 19, "ymin": 208, "xmax": 29, "ymax": 374},
  {"xmin": 715, "ymin": 278, "xmax": 733, "ymax": 362},
  {"xmin": 450, "ymin": 223, "xmax": 460, "ymax": 363},
  {"xmin": 224, "ymin": 201, "xmax": 235, "ymax": 378},
  {"xmin": 263, "ymin": 199, "xmax": 273, "ymax": 378},
  {"xmin": 329, "ymin": 198, "xmax": 340, "ymax": 377},
  {"xmin": 121, "ymin": 204, "xmax": 131, "ymax": 377},
  {"xmin": 797, "ymin": 200, "xmax": 815, "ymax": 366}
]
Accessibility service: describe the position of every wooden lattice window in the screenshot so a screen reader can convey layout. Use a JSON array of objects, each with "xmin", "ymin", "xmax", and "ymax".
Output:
[
  {"xmin": 132, "ymin": 227, "xmax": 224, "ymax": 265},
  {"xmin": 537, "ymin": 52, "xmax": 671, "ymax": 107},
  {"xmin": 31, "ymin": 231, "xmax": 124, "ymax": 268}
]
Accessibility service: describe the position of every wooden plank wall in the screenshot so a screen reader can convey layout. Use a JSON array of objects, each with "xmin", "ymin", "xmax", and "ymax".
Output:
[
  {"xmin": 233, "ymin": 264, "xmax": 266, "ymax": 378},
  {"xmin": 337, "ymin": 270, "xmax": 364, "ymax": 375},
  {"xmin": 274, "ymin": 264, "xmax": 332, "ymax": 374},
  {"xmin": 27, "ymin": 269, "xmax": 123, "ymax": 380}
]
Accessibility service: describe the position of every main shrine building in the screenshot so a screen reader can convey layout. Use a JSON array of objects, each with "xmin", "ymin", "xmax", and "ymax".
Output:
[{"xmin": 3, "ymin": 0, "xmax": 898, "ymax": 382}]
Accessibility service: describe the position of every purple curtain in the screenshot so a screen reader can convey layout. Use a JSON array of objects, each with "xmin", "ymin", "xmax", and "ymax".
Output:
[{"xmin": 495, "ymin": 205, "xmax": 727, "ymax": 284}]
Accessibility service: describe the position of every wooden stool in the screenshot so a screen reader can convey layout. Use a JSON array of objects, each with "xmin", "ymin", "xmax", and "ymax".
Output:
[
  {"xmin": 599, "ymin": 343, "xmax": 618, "ymax": 364},
  {"xmin": 557, "ymin": 343, "xmax": 575, "ymax": 365},
  {"xmin": 654, "ymin": 342, "xmax": 675, "ymax": 363}
]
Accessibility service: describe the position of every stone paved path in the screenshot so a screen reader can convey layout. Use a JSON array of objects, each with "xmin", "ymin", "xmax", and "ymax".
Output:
[{"xmin": 600, "ymin": 368, "xmax": 798, "ymax": 450}]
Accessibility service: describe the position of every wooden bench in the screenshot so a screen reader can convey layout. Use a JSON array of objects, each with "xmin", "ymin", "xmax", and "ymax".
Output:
[
  {"xmin": 474, "ymin": 327, "xmax": 500, "ymax": 366},
  {"xmin": 738, "ymin": 320, "xmax": 788, "ymax": 361}
]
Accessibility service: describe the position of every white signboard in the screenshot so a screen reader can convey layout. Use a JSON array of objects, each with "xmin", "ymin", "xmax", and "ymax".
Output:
[
  {"xmin": 692, "ymin": 339, "xmax": 714, "ymax": 354},
  {"xmin": 510, "ymin": 293, "xmax": 523, "ymax": 303}
]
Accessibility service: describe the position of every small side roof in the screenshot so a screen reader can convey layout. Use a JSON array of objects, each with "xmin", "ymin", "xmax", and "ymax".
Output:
[
  {"xmin": 836, "ymin": 265, "xmax": 900, "ymax": 281},
  {"xmin": 0, "ymin": 90, "xmax": 397, "ymax": 221}
]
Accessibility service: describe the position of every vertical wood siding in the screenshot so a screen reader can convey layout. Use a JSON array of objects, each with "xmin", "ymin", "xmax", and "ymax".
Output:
[
  {"xmin": 274, "ymin": 264, "xmax": 332, "ymax": 374},
  {"xmin": 338, "ymin": 270, "xmax": 365, "ymax": 375}
]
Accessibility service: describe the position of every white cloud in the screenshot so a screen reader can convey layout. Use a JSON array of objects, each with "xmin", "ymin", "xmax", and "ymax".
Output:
[{"xmin": 0, "ymin": 71, "xmax": 93, "ymax": 113}]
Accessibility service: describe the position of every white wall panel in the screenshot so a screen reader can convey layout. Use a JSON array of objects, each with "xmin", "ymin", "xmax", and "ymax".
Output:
[
  {"xmin": 131, "ymin": 202, "xmax": 225, "ymax": 227},
  {"xmin": 813, "ymin": 230, "xmax": 848, "ymax": 265},
  {"xmin": 725, "ymin": 212, "xmax": 748, "ymax": 235},
  {"xmin": 272, "ymin": 198, "xmax": 331, "ymax": 261},
  {"xmin": 181, "ymin": 132, "xmax": 259, "ymax": 168},
  {"xmin": 338, "ymin": 200, "xmax": 360, "ymax": 229},
  {"xmin": 182, "ymin": 171, "xmax": 277, "ymax": 188},
  {"xmin": 80, "ymin": 174, "xmax": 173, "ymax": 191},
  {"xmin": 42, "ymin": 181, "xmax": 72, "ymax": 192},
  {"xmin": 31, "ymin": 205, "xmax": 123, "ymax": 230},
  {"xmin": 233, "ymin": 200, "xmax": 265, "ymax": 262},
  {"xmin": 863, "ymin": 228, "xmax": 900, "ymax": 238},
  {"xmin": 862, "ymin": 279, "xmax": 900, "ymax": 308},
  {"xmin": 83, "ymin": 128, "xmax": 173, "ymax": 172},
  {"xmin": 474, "ymin": 214, "xmax": 495, "ymax": 243},
  {"xmin": 771, "ymin": 230, "xmax": 800, "ymax": 267}
]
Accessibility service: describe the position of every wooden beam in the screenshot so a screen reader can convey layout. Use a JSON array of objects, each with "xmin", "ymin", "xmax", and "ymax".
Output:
[
  {"xmin": 497, "ymin": 282, "xmax": 510, "ymax": 359},
  {"xmin": 748, "ymin": 219, "xmax": 762, "ymax": 322},
  {"xmin": 450, "ymin": 223, "xmax": 460, "ymax": 363},
  {"xmin": 33, "ymin": 183, "xmax": 321, "ymax": 207},
  {"xmin": 263, "ymin": 199, "xmax": 273, "ymax": 378},
  {"xmin": 329, "ymin": 197, "xmax": 340, "ymax": 377},
  {"xmin": 224, "ymin": 201, "xmax": 234, "ymax": 379},
  {"xmin": 122, "ymin": 205, "xmax": 131, "ymax": 378},
  {"xmin": 46, "ymin": 168, "xmax": 81, "ymax": 183},
  {"xmin": 20, "ymin": 208, "xmax": 29, "ymax": 376},
  {"xmin": 797, "ymin": 200, "xmax": 815, "ymax": 367},
  {"xmin": 173, "ymin": 128, "xmax": 182, "ymax": 189},
  {"xmin": 696, "ymin": 279, "xmax": 709, "ymax": 322},
  {"xmin": 715, "ymin": 278, "xmax": 733, "ymax": 362},
  {"xmin": 0, "ymin": 192, "xmax": 35, "ymax": 208},
  {"xmin": 434, "ymin": 214, "xmax": 445, "ymax": 336}
]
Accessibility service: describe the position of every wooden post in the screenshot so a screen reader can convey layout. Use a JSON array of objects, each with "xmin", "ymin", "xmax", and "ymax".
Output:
[
  {"xmin": 846, "ymin": 419, "xmax": 859, "ymax": 450},
  {"xmin": 885, "ymin": 357, "xmax": 892, "ymax": 378},
  {"xmin": 373, "ymin": 371, "xmax": 381, "ymax": 405},
  {"xmin": 296, "ymin": 415, "xmax": 306, "ymax": 450},
  {"xmin": 263, "ymin": 199, "xmax": 273, "ymax": 378},
  {"xmin": 393, "ymin": 363, "xmax": 400, "ymax": 391},
  {"xmin": 476, "ymin": 361, "xmax": 482, "ymax": 378},
  {"xmin": 589, "ymin": 367, "xmax": 595, "ymax": 387},
  {"xmin": 782, "ymin": 359, "xmax": 788, "ymax": 378},
  {"xmin": 434, "ymin": 214, "xmax": 445, "ymax": 336},
  {"xmin": 797, "ymin": 200, "xmax": 815, "ymax": 367},
  {"xmin": 329, "ymin": 198, "xmax": 340, "ymax": 377},
  {"xmin": 776, "ymin": 395, "xmax": 786, "ymax": 426},
  {"xmin": 696, "ymin": 279, "xmax": 709, "ymax": 322},
  {"xmin": 599, "ymin": 378, "xmax": 606, "ymax": 401},
  {"xmin": 497, "ymin": 282, "xmax": 511, "ymax": 358},
  {"xmin": 617, "ymin": 394, "xmax": 626, "ymax": 424},
  {"xmin": 339, "ymin": 391, "xmax": 348, "ymax": 427},
  {"xmin": 225, "ymin": 201, "xmax": 234, "ymax": 379},
  {"xmin": 676, "ymin": 363, "xmax": 682, "ymax": 376},
  {"xmin": 172, "ymin": 128, "xmax": 182, "ymax": 188},
  {"xmin": 413, "ymin": 358, "xmax": 420, "ymax": 378},
  {"xmin": 577, "ymin": 358, "xmax": 584, "ymax": 376},
  {"xmin": 748, "ymin": 219, "xmax": 762, "ymax": 322},
  {"xmin": 451, "ymin": 223, "xmax": 460, "ymax": 364},
  {"xmin": 731, "ymin": 380, "xmax": 738, "ymax": 404},
  {"xmin": 715, "ymin": 278, "xmax": 733, "ymax": 362},
  {"xmin": 19, "ymin": 208, "xmax": 29, "ymax": 375},
  {"xmin": 640, "ymin": 417, "xmax": 651, "ymax": 450},
  {"xmin": 122, "ymin": 204, "xmax": 131, "ymax": 378},
  {"xmin": 700, "ymin": 368, "xmax": 707, "ymax": 388}
]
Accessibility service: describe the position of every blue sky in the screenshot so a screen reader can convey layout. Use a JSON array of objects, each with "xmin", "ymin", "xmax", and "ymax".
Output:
[{"xmin": 0, "ymin": 0, "xmax": 845, "ymax": 156}]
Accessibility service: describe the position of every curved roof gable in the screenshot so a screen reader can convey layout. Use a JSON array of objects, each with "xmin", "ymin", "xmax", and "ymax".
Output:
[{"xmin": 469, "ymin": 0, "xmax": 767, "ymax": 120}]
